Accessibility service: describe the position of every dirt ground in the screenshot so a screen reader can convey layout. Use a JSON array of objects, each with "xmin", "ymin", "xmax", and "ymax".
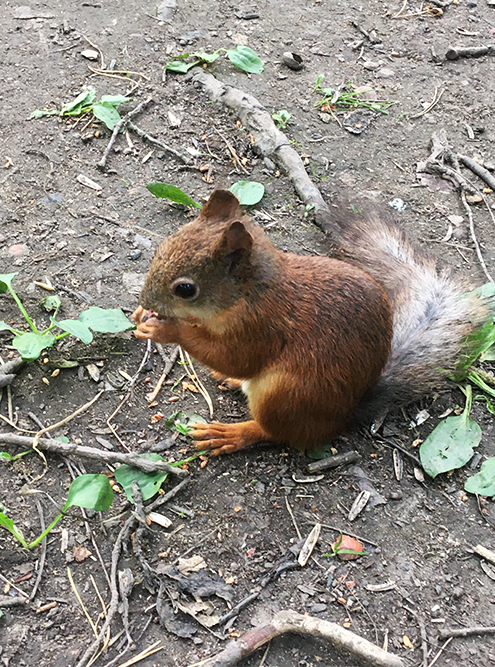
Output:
[{"xmin": 2, "ymin": 0, "xmax": 495, "ymax": 666}]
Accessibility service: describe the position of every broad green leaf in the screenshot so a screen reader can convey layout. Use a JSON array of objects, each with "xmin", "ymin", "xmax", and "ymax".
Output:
[
  {"xmin": 79, "ymin": 307, "xmax": 133, "ymax": 333},
  {"xmin": 465, "ymin": 457, "xmax": 495, "ymax": 496},
  {"xmin": 0, "ymin": 273, "xmax": 18, "ymax": 293},
  {"xmin": 420, "ymin": 408, "xmax": 481, "ymax": 478},
  {"xmin": 13, "ymin": 332, "xmax": 57, "ymax": 360},
  {"xmin": 28, "ymin": 109, "xmax": 59, "ymax": 119},
  {"xmin": 230, "ymin": 180, "xmax": 265, "ymax": 205},
  {"xmin": 147, "ymin": 182, "xmax": 202, "ymax": 208},
  {"xmin": 64, "ymin": 474, "xmax": 114, "ymax": 512},
  {"xmin": 99, "ymin": 94, "xmax": 131, "ymax": 107},
  {"xmin": 92, "ymin": 101, "xmax": 122, "ymax": 130},
  {"xmin": 114, "ymin": 453, "xmax": 169, "ymax": 502},
  {"xmin": 165, "ymin": 59, "xmax": 200, "ymax": 73},
  {"xmin": 226, "ymin": 46, "xmax": 264, "ymax": 73},
  {"xmin": 55, "ymin": 318, "xmax": 93, "ymax": 344},
  {"xmin": 41, "ymin": 295, "xmax": 61, "ymax": 313},
  {"xmin": 0, "ymin": 512, "xmax": 28, "ymax": 548},
  {"xmin": 194, "ymin": 50, "xmax": 220, "ymax": 63},
  {"xmin": 61, "ymin": 88, "xmax": 97, "ymax": 115},
  {"xmin": 0, "ymin": 320, "xmax": 17, "ymax": 333}
]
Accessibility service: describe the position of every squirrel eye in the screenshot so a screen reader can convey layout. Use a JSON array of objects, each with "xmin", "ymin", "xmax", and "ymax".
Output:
[{"xmin": 171, "ymin": 278, "xmax": 198, "ymax": 300}]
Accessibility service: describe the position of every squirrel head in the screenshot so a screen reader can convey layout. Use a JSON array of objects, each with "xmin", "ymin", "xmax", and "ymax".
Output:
[{"xmin": 139, "ymin": 189, "xmax": 275, "ymax": 321}]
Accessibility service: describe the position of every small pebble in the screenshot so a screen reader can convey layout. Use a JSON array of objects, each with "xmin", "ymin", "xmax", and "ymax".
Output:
[{"xmin": 389, "ymin": 490, "xmax": 403, "ymax": 501}]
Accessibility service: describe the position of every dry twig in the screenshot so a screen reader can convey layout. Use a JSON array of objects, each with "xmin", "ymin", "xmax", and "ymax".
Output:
[
  {"xmin": 190, "ymin": 610, "xmax": 405, "ymax": 667},
  {"xmin": 0, "ymin": 432, "xmax": 187, "ymax": 476}
]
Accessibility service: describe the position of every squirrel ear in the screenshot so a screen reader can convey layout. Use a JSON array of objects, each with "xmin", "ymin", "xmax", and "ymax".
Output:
[
  {"xmin": 218, "ymin": 221, "xmax": 253, "ymax": 275},
  {"xmin": 223, "ymin": 220, "xmax": 253, "ymax": 253},
  {"xmin": 200, "ymin": 190, "xmax": 240, "ymax": 222}
]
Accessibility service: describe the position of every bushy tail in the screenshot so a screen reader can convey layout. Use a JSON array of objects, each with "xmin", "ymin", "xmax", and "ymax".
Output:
[{"xmin": 328, "ymin": 206, "xmax": 490, "ymax": 417}]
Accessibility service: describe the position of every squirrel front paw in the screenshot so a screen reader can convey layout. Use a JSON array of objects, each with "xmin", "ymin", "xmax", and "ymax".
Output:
[{"xmin": 132, "ymin": 306, "xmax": 177, "ymax": 344}]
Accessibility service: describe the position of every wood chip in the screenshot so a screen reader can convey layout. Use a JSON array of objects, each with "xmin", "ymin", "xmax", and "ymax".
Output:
[
  {"xmin": 348, "ymin": 490, "xmax": 370, "ymax": 521},
  {"xmin": 298, "ymin": 522, "xmax": 321, "ymax": 566}
]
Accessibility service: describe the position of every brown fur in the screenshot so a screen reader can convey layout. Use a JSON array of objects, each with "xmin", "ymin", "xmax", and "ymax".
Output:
[
  {"xmin": 134, "ymin": 189, "xmax": 487, "ymax": 455},
  {"xmin": 134, "ymin": 190, "xmax": 393, "ymax": 453}
]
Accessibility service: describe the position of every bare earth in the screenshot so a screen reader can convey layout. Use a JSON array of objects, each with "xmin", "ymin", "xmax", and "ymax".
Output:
[{"xmin": 1, "ymin": 1, "xmax": 495, "ymax": 666}]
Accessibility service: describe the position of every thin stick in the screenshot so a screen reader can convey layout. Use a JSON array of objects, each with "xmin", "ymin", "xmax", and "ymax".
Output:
[
  {"xmin": 75, "ymin": 514, "xmax": 136, "ymax": 667},
  {"xmin": 127, "ymin": 122, "xmax": 192, "ymax": 165},
  {"xmin": 96, "ymin": 97, "xmax": 154, "ymax": 171},
  {"xmin": 147, "ymin": 345, "xmax": 179, "ymax": 403},
  {"xmin": 180, "ymin": 348, "xmax": 214, "ymax": 418},
  {"xmin": 81, "ymin": 34, "xmax": 105, "ymax": 69},
  {"xmin": 410, "ymin": 87, "xmax": 445, "ymax": 119},
  {"xmin": 29, "ymin": 500, "xmax": 47, "ymax": 601},
  {"xmin": 461, "ymin": 190, "xmax": 495, "ymax": 283},
  {"xmin": 285, "ymin": 495, "xmax": 302, "ymax": 540},
  {"xmin": 403, "ymin": 606, "xmax": 428, "ymax": 667},
  {"xmin": 458, "ymin": 154, "xmax": 495, "ymax": 192},
  {"xmin": 68, "ymin": 566, "xmax": 99, "ymax": 638},
  {"xmin": 117, "ymin": 641, "xmax": 163, "ymax": 667},
  {"xmin": 438, "ymin": 625, "xmax": 495, "ymax": 639},
  {"xmin": 426, "ymin": 637, "xmax": 452, "ymax": 667},
  {"xmin": 0, "ymin": 432, "xmax": 188, "ymax": 476},
  {"xmin": 32, "ymin": 391, "xmax": 104, "ymax": 452}
]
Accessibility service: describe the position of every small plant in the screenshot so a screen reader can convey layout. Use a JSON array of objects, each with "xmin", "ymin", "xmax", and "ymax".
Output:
[
  {"xmin": 165, "ymin": 45, "xmax": 264, "ymax": 74},
  {"xmin": 272, "ymin": 109, "xmax": 291, "ymax": 130},
  {"xmin": 147, "ymin": 180, "xmax": 265, "ymax": 207},
  {"xmin": 418, "ymin": 288, "xmax": 495, "ymax": 495},
  {"xmin": 29, "ymin": 88, "xmax": 132, "ymax": 130},
  {"xmin": 0, "ymin": 474, "xmax": 113, "ymax": 549},
  {"xmin": 0, "ymin": 273, "xmax": 134, "ymax": 361},
  {"xmin": 314, "ymin": 75, "xmax": 395, "ymax": 115}
]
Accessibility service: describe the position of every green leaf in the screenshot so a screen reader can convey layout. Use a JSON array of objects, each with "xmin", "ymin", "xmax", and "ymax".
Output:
[
  {"xmin": 165, "ymin": 59, "xmax": 200, "ymax": 73},
  {"xmin": 41, "ymin": 295, "xmax": 62, "ymax": 313},
  {"xmin": 0, "ymin": 450, "xmax": 31, "ymax": 462},
  {"xmin": 420, "ymin": 390, "xmax": 481, "ymax": 478},
  {"xmin": 164, "ymin": 410, "xmax": 207, "ymax": 434},
  {"xmin": 114, "ymin": 453, "xmax": 169, "ymax": 502},
  {"xmin": 28, "ymin": 109, "xmax": 59, "ymax": 119},
  {"xmin": 99, "ymin": 94, "xmax": 131, "ymax": 107},
  {"xmin": 456, "ymin": 319, "xmax": 495, "ymax": 371},
  {"xmin": 60, "ymin": 88, "xmax": 97, "ymax": 115},
  {"xmin": 92, "ymin": 101, "xmax": 122, "ymax": 130},
  {"xmin": 79, "ymin": 307, "xmax": 134, "ymax": 333},
  {"xmin": 468, "ymin": 282, "xmax": 495, "ymax": 300},
  {"xmin": 0, "ymin": 512, "xmax": 28, "ymax": 548},
  {"xmin": 194, "ymin": 50, "xmax": 220, "ymax": 63},
  {"xmin": 226, "ymin": 46, "xmax": 264, "ymax": 73},
  {"xmin": 0, "ymin": 273, "xmax": 18, "ymax": 293},
  {"xmin": 12, "ymin": 332, "xmax": 57, "ymax": 360},
  {"xmin": 55, "ymin": 318, "xmax": 93, "ymax": 344},
  {"xmin": 229, "ymin": 180, "xmax": 265, "ymax": 205},
  {"xmin": 0, "ymin": 320, "xmax": 18, "ymax": 333},
  {"xmin": 147, "ymin": 182, "xmax": 202, "ymax": 208},
  {"xmin": 63, "ymin": 474, "xmax": 114, "ymax": 512},
  {"xmin": 465, "ymin": 457, "xmax": 495, "ymax": 496}
]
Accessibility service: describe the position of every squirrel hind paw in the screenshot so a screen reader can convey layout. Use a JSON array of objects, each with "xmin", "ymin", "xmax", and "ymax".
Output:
[{"xmin": 190, "ymin": 420, "xmax": 271, "ymax": 455}]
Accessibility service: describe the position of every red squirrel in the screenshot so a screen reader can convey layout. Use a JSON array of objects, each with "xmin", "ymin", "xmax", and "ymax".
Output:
[{"xmin": 132, "ymin": 189, "xmax": 488, "ymax": 455}]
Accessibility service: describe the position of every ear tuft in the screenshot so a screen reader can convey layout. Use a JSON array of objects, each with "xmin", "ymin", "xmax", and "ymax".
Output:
[{"xmin": 200, "ymin": 190, "xmax": 240, "ymax": 222}]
